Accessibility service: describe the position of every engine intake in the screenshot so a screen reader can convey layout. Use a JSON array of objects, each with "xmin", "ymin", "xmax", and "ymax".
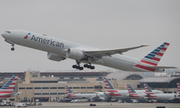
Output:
[
  {"xmin": 47, "ymin": 52, "xmax": 66, "ymax": 61},
  {"xmin": 66, "ymin": 48, "xmax": 84, "ymax": 60}
]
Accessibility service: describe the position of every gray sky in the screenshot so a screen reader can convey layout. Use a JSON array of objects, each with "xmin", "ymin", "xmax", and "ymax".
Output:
[{"xmin": 0, "ymin": 0, "xmax": 180, "ymax": 72}]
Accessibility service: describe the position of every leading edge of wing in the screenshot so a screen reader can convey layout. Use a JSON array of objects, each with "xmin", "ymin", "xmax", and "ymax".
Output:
[{"xmin": 83, "ymin": 45, "xmax": 148, "ymax": 57}]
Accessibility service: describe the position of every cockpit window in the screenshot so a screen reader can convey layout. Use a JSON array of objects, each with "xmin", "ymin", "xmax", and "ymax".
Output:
[{"xmin": 5, "ymin": 31, "xmax": 11, "ymax": 33}]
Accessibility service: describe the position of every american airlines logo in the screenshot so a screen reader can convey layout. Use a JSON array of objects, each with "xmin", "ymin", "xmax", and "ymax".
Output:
[
  {"xmin": 24, "ymin": 33, "xmax": 31, "ymax": 39},
  {"xmin": 30, "ymin": 35, "xmax": 64, "ymax": 48}
]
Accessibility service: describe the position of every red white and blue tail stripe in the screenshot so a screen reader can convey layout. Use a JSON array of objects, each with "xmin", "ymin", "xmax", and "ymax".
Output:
[
  {"xmin": 177, "ymin": 82, "xmax": 180, "ymax": 94},
  {"xmin": 141, "ymin": 42, "xmax": 169, "ymax": 66},
  {"xmin": 65, "ymin": 85, "xmax": 76, "ymax": 97},
  {"xmin": 0, "ymin": 74, "xmax": 18, "ymax": 98},
  {"xmin": 104, "ymin": 78, "xmax": 121, "ymax": 97},
  {"xmin": 127, "ymin": 84, "xmax": 140, "ymax": 97},
  {"xmin": 144, "ymin": 83, "xmax": 157, "ymax": 97},
  {"xmin": 144, "ymin": 83, "xmax": 152, "ymax": 93}
]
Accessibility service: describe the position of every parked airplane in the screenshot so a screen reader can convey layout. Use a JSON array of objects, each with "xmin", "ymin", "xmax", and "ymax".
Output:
[
  {"xmin": 144, "ymin": 83, "xmax": 177, "ymax": 101},
  {"xmin": 104, "ymin": 77, "xmax": 163, "ymax": 100},
  {"xmin": 126, "ymin": 84, "xmax": 147, "ymax": 100},
  {"xmin": 65, "ymin": 85, "xmax": 101, "ymax": 100},
  {"xmin": 1, "ymin": 30, "xmax": 176, "ymax": 71},
  {"xmin": 177, "ymin": 82, "xmax": 180, "ymax": 94},
  {"xmin": 0, "ymin": 74, "xmax": 20, "ymax": 100}
]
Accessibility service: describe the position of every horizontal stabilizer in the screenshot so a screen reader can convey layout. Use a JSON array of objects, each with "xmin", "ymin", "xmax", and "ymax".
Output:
[
  {"xmin": 0, "ymin": 92, "xmax": 20, "ymax": 96},
  {"xmin": 147, "ymin": 66, "xmax": 177, "ymax": 69}
]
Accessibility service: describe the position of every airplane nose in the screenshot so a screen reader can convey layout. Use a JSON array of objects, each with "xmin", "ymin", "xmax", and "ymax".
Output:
[
  {"xmin": 1, "ymin": 32, "xmax": 6, "ymax": 38},
  {"xmin": 1, "ymin": 31, "xmax": 11, "ymax": 39}
]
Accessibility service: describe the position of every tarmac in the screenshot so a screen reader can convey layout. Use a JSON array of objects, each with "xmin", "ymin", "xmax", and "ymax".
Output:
[{"xmin": 25, "ymin": 102, "xmax": 180, "ymax": 108}]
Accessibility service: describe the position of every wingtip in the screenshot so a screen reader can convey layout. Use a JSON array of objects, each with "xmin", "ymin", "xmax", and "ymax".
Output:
[{"xmin": 141, "ymin": 45, "xmax": 149, "ymax": 47}]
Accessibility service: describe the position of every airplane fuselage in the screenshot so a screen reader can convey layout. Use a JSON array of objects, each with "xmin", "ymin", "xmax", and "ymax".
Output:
[
  {"xmin": 147, "ymin": 93, "xmax": 177, "ymax": 101},
  {"xmin": 67, "ymin": 94, "xmax": 97, "ymax": 99},
  {"xmin": 1, "ymin": 30, "xmax": 165, "ymax": 71},
  {"xmin": 109, "ymin": 90, "xmax": 162, "ymax": 100}
]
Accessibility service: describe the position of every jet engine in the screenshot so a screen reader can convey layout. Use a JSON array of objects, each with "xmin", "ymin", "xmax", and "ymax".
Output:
[
  {"xmin": 47, "ymin": 52, "xmax": 66, "ymax": 61},
  {"xmin": 66, "ymin": 48, "xmax": 84, "ymax": 61}
]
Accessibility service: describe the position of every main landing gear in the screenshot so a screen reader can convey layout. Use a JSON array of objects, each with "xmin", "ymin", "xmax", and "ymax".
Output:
[
  {"xmin": 72, "ymin": 65, "xmax": 84, "ymax": 70},
  {"xmin": 84, "ymin": 64, "xmax": 95, "ymax": 69},
  {"xmin": 72, "ymin": 61, "xmax": 95, "ymax": 70},
  {"xmin": 72, "ymin": 61, "xmax": 84, "ymax": 70}
]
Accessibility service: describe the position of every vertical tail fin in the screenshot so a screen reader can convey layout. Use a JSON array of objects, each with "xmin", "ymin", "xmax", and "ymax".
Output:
[
  {"xmin": 144, "ymin": 83, "xmax": 153, "ymax": 93},
  {"xmin": 177, "ymin": 82, "xmax": 180, "ymax": 94},
  {"xmin": 0, "ymin": 74, "xmax": 19, "ymax": 94},
  {"xmin": 103, "ymin": 78, "xmax": 121, "ymax": 97},
  {"xmin": 127, "ymin": 84, "xmax": 136, "ymax": 93},
  {"xmin": 127, "ymin": 84, "xmax": 140, "ymax": 97},
  {"xmin": 141, "ymin": 42, "xmax": 169, "ymax": 66},
  {"xmin": 65, "ymin": 85, "xmax": 76, "ymax": 97},
  {"xmin": 103, "ymin": 78, "xmax": 117, "ymax": 92},
  {"xmin": 144, "ymin": 83, "xmax": 158, "ymax": 98}
]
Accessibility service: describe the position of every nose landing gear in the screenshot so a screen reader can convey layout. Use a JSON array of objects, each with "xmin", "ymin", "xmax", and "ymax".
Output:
[
  {"xmin": 4, "ymin": 39, "xmax": 15, "ymax": 51},
  {"xmin": 11, "ymin": 44, "xmax": 15, "ymax": 51}
]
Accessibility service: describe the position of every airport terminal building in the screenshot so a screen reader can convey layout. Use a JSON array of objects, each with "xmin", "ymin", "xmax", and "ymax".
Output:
[{"xmin": 0, "ymin": 71, "xmax": 179, "ymax": 102}]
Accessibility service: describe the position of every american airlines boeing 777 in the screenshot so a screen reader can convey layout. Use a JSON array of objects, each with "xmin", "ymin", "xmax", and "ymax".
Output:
[
  {"xmin": 65, "ymin": 85, "xmax": 99, "ymax": 100},
  {"xmin": 144, "ymin": 83, "xmax": 178, "ymax": 101},
  {"xmin": 1, "ymin": 30, "xmax": 175, "ymax": 71}
]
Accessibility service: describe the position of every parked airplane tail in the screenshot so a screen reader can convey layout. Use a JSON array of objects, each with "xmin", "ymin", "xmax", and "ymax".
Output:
[
  {"xmin": 127, "ymin": 84, "xmax": 140, "ymax": 97},
  {"xmin": 104, "ymin": 78, "xmax": 121, "ymax": 96},
  {"xmin": 0, "ymin": 74, "xmax": 19, "ymax": 98},
  {"xmin": 143, "ymin": 83, "xmax": 157, "ymax": 97},
  {"xmin": 143, "ymin": 83, "xmax": 153, "ymax": 93},
  {"xmin": 127, "ymin": 84, "xmax": 136, "ymax": 93},
  {"xmin": 177, "ymin": 82, "xmax": 180, "ymax": 94},
  {"xmin": 141, "ymin": 42, "xmax": 169, "ymax": 66},
  {"xmin": 104, "ymin": 78, "xmax": 117, "ymax": 92},
  {"xmin": 65, "ymin": 85, "xmax": 76, "ymax": 97}
]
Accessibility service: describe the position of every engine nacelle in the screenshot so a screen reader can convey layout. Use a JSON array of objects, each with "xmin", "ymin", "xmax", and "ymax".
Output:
[
  {"xmin": 47, "ymin": 52, "xmax": 66, "ymax": 62},
  {"xmin": 66, "ymin": 48, "xmax": 84, "ymax": 61}
]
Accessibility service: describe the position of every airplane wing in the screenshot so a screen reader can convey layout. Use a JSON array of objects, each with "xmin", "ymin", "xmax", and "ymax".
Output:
[
  {"xmin": 91, "ymin": 95, "xmax": 100, "ymax": 100},
  {"xmin": 83, "ymin": 45, "xmax": 148, "ymax": 58}
]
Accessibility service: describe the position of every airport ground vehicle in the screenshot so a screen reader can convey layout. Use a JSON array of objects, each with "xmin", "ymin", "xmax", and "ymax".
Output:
[{"xmin": 16, "ymin": 103, "xmax": 27, "ymax": 107}]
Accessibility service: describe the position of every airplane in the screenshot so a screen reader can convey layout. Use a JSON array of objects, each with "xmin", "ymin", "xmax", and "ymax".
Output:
[
  {"xmin": 126, "ymin": 84, "xmax": 147, "ymax": 100},
  {"xmin": 103, "ymin": 77, "xmax": 164, "ymax": 100},
  {"xmin": 65, "ymin": 85, "xmax": 101, "ymax": 100},
  {"xmin": 0, "ymin": 74, "xmax": 20, "ymax": 100},
  {"xmin": 177, "ymin": 82, "xmax": 180, "ymax": 95},
  {"xmin": 1, "ymin": 30, "xmax": 176, "ymax": 71},
  {"xmin": 144, "ymin": 83, "xmax": 177, "ymax": 101}
]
